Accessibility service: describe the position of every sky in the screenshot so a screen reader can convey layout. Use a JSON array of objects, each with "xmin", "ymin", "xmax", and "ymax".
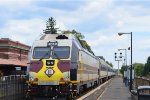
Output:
[{"xmin": 0, "ymin": 0, "xmax": 150, "ymax": 69}]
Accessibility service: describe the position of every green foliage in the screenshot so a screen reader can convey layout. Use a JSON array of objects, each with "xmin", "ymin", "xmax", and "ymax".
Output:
[
  {"xmin": 120, "ymin": 63, "xmax": 144, "ymax": 77},
  {"xmin": 143, "ymin": 56, "xmax": 150, "ymax": 76},
  {"xmin": 63, "ymin": 30, "xmax": 84, "ymax": 39},
  {"xmin": 134, "ymin": 63, "xmax": 144, "ymax": 76},
  {"xmin": 63, "ymin": 30, "xmax": 94, "ymax": 55},
  {"xmin": 80, "ymin": 40, "xmax": 94, "ymax": 55},
  {"xmin": 119, "ymin": 56, "xmax": 150, "ymax": 77},
  {"xmin": 120, "ymin": 65, "xmax": 128, "ymax": 76}
]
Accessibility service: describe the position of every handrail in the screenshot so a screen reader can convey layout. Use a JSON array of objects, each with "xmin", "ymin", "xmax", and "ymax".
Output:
[
  {"xmin": 134, "ymin": 77, "xmax": 150, "ymax": 90},
  {"xmin": 0, "ymin": 75, "xmax": 26, "ymax": 81}
]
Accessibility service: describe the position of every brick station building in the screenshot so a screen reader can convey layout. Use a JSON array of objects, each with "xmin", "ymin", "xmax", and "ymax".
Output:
[{"xmin": 0, "ymin": 38, "xmax": 30, "ymax": 76}]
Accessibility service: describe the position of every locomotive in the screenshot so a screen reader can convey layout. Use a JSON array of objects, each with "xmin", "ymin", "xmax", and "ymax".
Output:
[{"xmin": 26, "ymin": 33, "xmax": 115, "ymax": 99}]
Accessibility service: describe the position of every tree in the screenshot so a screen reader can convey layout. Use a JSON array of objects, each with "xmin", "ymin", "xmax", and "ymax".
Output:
[
  {"xmin": 63, "ymin": 29, "xmax": 84, "ymax": 40},
  {"xmin": 63, "ymin": 30, "xmax": 94, "ymax": 55},
  {"xmin": 80, "ymin": 40, "xmax": 94, "ymax": 55},
  {"xmin": 134, "ymin": 63, "xmax": 144, "ymax": 77},
  {"xmin": 120, "ymin": 65, "xmax": 128, "ymax": 76},
  {"xmin": 44, "ymin": 17, "xmax": 57, "ymax": 34},
  {"xmin": 143, "ymin": 65, "xmax": 147, "ymax": 76},
  {"xmin": 143, "ymin": 56, "xmax": 150, "ymax": 76}
]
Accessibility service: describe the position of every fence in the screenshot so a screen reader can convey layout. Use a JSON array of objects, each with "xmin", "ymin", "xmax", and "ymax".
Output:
[
  {"xmin": 0, "ymin": 75, "xmax": 26, "ymax": 100},
  {"xmin": 134, "ymin": 77, "xmax": 150, "ymax": 89}
]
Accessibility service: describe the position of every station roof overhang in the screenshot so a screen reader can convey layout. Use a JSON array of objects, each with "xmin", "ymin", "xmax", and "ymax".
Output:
[{"xmin": 0, "ymin": 59, "xmax": 27, "ymax": 67}]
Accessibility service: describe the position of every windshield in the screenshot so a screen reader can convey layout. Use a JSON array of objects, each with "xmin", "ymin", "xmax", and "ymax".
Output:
[
  {"xmin": 52, "ymin": 46, "xmax": 70, "ymax": 59},
  {"xmin": 33, "ymin": 47, "xmax": 50, "ymax": 59}
]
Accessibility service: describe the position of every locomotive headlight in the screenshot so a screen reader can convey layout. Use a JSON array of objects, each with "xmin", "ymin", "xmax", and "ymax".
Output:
[
  {"xmin": 29, "ymin": 72, "xmax": 35, "ymax": 81},
  {"xmin": 64, "ymin": 75, "xmax": 68, "ymax": 81},
  {"xmin": 29, "ymin": 77, "xmax": 34, "ymax": 81},
  {"xmin": 64, "ymin": 77, "xmax": 68, "ymax": 81},
  {"xmin": 63, "ymin": 72, "xmax": 70, "ymax": 81}
]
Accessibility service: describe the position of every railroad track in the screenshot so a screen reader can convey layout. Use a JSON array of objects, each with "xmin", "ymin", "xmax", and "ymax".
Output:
[{"xmin": 25, "ymin": 79, "xmax": 112, "ymax": 100}]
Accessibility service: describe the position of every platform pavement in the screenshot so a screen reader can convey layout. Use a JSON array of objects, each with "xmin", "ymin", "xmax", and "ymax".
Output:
[{"xmin": 98, "ymin": 77, "xmax": 132, "ymax": 100}]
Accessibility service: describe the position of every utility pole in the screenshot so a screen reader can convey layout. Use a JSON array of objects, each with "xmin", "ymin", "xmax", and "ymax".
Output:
[
  {"xmin": 115, "ymin": 52, "xmax": 122, "ymax": 75},
  {"xmin": 118, "ymin": 32, "xmax": 133, "ymax": 91}
]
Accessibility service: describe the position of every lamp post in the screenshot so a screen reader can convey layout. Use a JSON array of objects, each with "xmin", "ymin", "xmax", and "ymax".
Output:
[
  {"xmin": 118, "ymin": 32, "xmax": 133, "ymax": 91},
  {"xmin": 115, "ymin": 52, "xmax": 122, "ymax": 75},
  {"xmin": 118, "ymin": 49, "xmax": 127, "ymax": 67}
]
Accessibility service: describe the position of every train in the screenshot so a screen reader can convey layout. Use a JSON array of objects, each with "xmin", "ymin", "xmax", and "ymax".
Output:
[{"xmin": 26, "ymin": 33, "xmax": 116, "ymax": 99}]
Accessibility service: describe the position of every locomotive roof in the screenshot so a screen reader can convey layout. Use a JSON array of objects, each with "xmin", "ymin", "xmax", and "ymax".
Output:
[
  {"xmin": 39, "ymin": 34, "xmax": 76, "ymax": 40},
  {"xmin": 33, "ymin": 34, "xmax": 83, "ymax": 50},
  {"xmin": 35, "ymin": 34, "xmax": 93, "ymax": 54}
]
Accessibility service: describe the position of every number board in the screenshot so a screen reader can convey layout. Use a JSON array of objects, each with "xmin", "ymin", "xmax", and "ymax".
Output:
[{"xmin": 47, "ymin": 41, "xmax": 58, "ymax": 47}]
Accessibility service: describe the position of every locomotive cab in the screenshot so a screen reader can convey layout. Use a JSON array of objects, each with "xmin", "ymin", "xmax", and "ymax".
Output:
[
  {"xmin": 26, "ymin": 34, "xmax": 79, "ymax": 99},
  {"xmin": 28, "ymin": 34, "xmax": 73, "ymax": 84}
]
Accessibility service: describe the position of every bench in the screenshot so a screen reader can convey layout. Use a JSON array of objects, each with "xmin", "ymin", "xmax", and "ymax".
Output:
[{"xmin": 131, "ymin": 86, "xmax": 150, "ymax": 100}]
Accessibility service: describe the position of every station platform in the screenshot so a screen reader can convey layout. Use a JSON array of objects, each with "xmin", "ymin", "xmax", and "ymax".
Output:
[{"xmin": 98, "ymin": 77, "xmax": 131, "ymax": 100}]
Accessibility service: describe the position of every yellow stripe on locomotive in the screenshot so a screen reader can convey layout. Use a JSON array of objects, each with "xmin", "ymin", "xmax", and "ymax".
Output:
[{"xmin": 28, "ymin": 59, "xmax": 71, "ymax": 85}]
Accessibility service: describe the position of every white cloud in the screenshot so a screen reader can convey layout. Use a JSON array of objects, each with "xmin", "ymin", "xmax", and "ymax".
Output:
[
  {"xmin": 85, "ymin": 29, "xmax": 129, "ymax": 49},
  {"xmin": 116, "ymin": 21, "xmax": 124, "ymax": 28},
  {"xmin": 108, "ymin": 3, "xmax": 150, "ymax": 32},
  {"xmin": 10, "ymin": 34, "xmax": 26, "ymax": 44},
  {"xmin": 0, "ymin": 0, "xmax": 34, "ymax": 10},
  {"xmin": 0, "ymin": 0, "xmax": 33, "ymax": 6},
  {"xmin": 55, "ymin": 20, "xmax": 68, "ymax": 31},
  {"xmin": 0, "ymin": 18, "xmax": 45, "ymax": 44},
  {"xmin": 48, "ymin": 0, "xmax": 113, "ymax": 25},
  {"xmin": 134, "ymin": 36, "xmax": 150, "ymax": 51},
  {"xmin": 75, "ymin": 0, "xmax": 112, "ymax": 18},
  {"xmin": 0, "ymin": 17, "xmax": 69, "ymax": 44}
]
